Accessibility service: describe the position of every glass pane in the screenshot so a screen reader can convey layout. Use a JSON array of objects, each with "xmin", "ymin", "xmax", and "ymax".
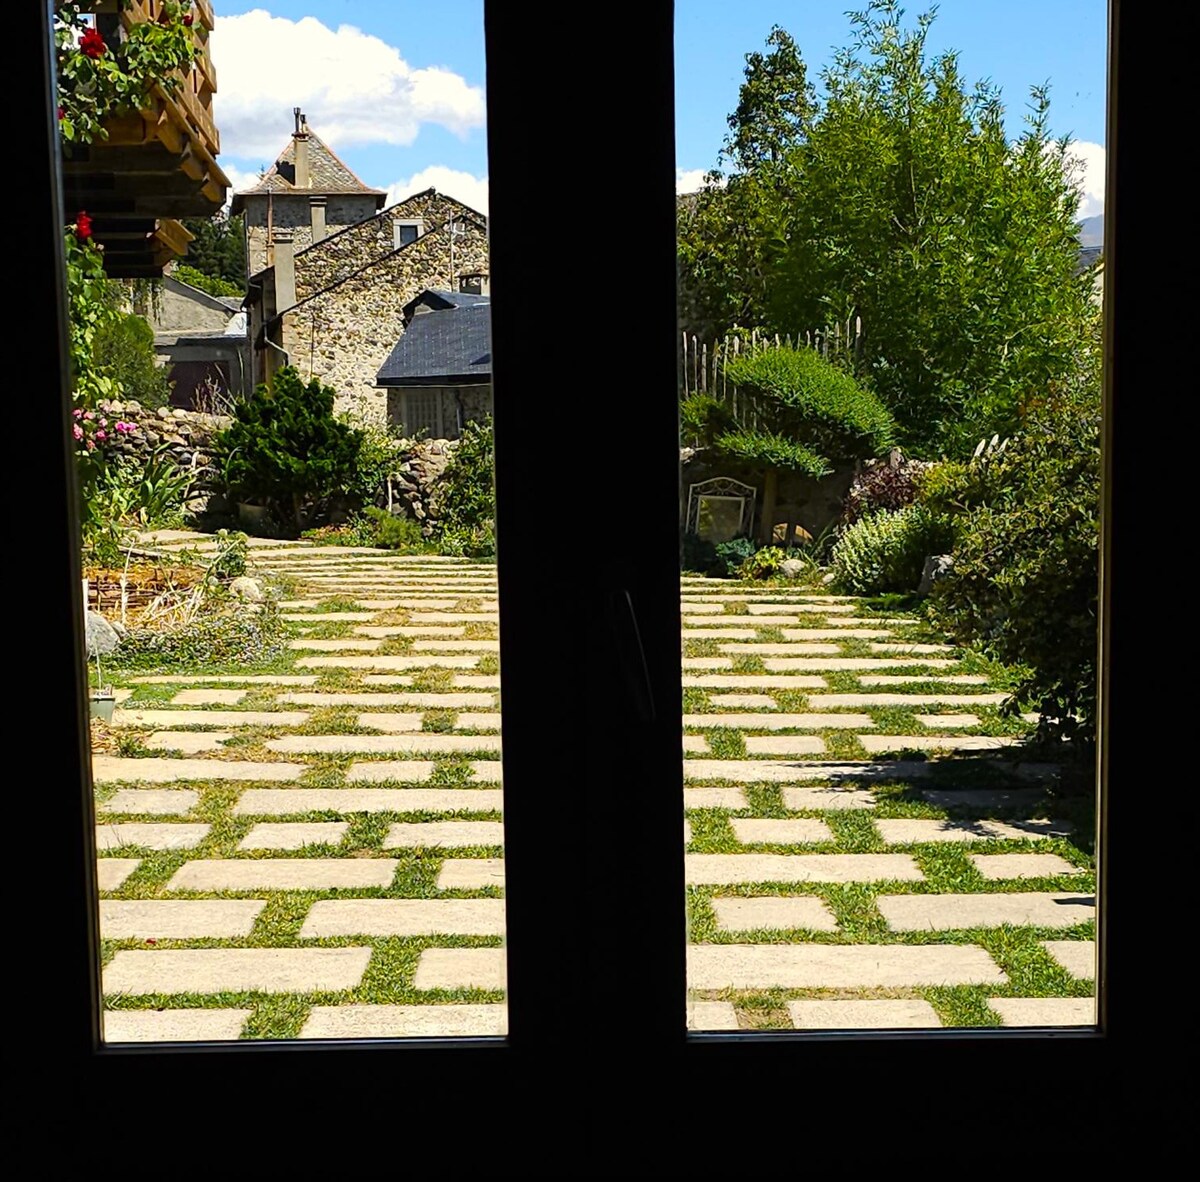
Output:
[
  {"xmin": 60, "ymin": 0, "xmax": 502, "ymax": 1042},
  {"xmin": 677, "ymin": 2, "xmax": 1103, "ymax": 1032}
]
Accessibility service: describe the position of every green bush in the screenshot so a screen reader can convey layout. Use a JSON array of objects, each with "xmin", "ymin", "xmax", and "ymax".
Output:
[
  {"xmin": 739, "ymin": 545, "xmax": 786, "ymax": 579},
  {"xmin": 433, "ymin": 418, "xmax": 495, "ymax": 557},
  {"xmin": 209, "ymin": 530, "xmax": 248, "ymax": 579},
  {"xmin": 830, "ymin": 506, "xmax": 952, "ymax": 595},
  {"xmin": 714, "ymin": 536, "xmax": 756, "ymax": 577},
  {"xmin": 214, "ymin": 366, "xmax": 363, "ymax": 532},
  {"xmin": 112, "ymin": 602, "xmax": 287, "ymax": 670},
  {"xmin": 174, "ymin": 264, "xmax": 243, "ymax": 299},
  {"xmin": 923, "ymin": 385, "xmax": 1100, "ymax": 745},
  {"xmin": 342, "ymin": 421, "xmax": 408, "ymax": 507},
  {"xmin": 682, "ymin": 532, "xmax": 719, "ymax": 574},
  {"xmin": 364, "ymin": 507, "xmax": 430, "ymax": 551},
  {"xmin": 92, "ymin": 309, "xmax": 172, "ymax": 409}
]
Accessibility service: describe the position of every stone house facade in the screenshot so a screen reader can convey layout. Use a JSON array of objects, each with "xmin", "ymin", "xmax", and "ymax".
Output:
[{"xmin": 236, "ymin": 116, "xmax": 489, "ymax": 423}]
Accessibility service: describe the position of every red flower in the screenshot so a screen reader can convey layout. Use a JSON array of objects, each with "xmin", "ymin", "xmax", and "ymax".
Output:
[
  {"xmin": 75, "ymin": 211, "xmax": 93, "ymax": 242},
  {"xmin": 183, "ymin": 13, "xmax": 194, "ymax": 27},
  {"xmin": 57, "ymin": 105, "xmax": 65, "ymax": 120},
  {"xmin": 80, "ymin": 27, "xmax": 106, "ymax": 58}
]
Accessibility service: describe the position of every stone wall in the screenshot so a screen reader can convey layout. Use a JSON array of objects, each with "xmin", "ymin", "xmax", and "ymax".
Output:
[
  {"xmin": 294, "ymin": 190, "xmax": 482, "ymax": 300},
  {"xmin": 279, "ymin": 219, "xmax": 491, "ymax": 424},
  {"xmin": 151, "ymin": 277, "xmax": 232, "ymax": 333},
  {"xmin": 242, "ymin": 193, "xmax": 383, "ymax": 276}
]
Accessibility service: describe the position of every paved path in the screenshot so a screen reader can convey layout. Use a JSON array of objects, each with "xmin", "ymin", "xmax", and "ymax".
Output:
[{"xmin": 95, "ymin": 534, "xmax": 1095, "ymax": 1040}]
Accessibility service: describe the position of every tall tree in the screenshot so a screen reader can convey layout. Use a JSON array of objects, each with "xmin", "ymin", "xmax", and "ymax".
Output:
[{"xmin": 180, "ymin": 212, "xmax": 247, "ymax": 291}]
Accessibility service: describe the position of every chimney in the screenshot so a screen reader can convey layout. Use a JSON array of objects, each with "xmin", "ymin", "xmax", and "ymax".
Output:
[
  {"xmin": 293, "ymin": 107, "xmax": 310, "ymax": 189},
  {"xmin": 273, "ymin": 230, "xmax": 296, "ymax": 313},
  {"xmin": 310, "ymin": 195, "xmax": 327, "ymax": 243}
]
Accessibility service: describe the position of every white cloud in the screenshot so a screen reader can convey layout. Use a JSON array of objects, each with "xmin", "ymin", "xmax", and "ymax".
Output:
[
  {"xmin": 676, "ymin": 168, "xmax": 728, "ymax": 195},
  {"xmin": 209, "ymin": 10, "xmax": 485, "ymax": 162},
  {"xmin": 385, "ymin": 167, "xmax": 489, "ymax": 215},
  {"xmin": 1065, "ymin": 140, "xmax": 1106, "ymax": 218},
  {"xmin": 222, "ymin": 161, "xmax": 268, "ymax": 197}
]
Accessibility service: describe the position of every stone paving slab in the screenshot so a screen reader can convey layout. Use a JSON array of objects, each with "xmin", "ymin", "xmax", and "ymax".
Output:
[
  {"xmin": 869, "ymin": 642, "xmax": 955, "ymax": 654},
  {"xmin": 685, "ymin": 787, "xmax": 750, "ymax": 809},
  {"xmin": 683, "ymin": 616, "xmax": 812, "ymax": 627},
  {"xmin": 113, "ymin": 709, "xmax": 311, "ymax": 728},
  {"xmin": 290, "ymin": 639, "xmax": 382, "ymax": 652},
  {"xmin": 279, "ymin": 692, "xmax": 496, "ymax": 708},
  {"xmin": 729, "ymin": 818, "xmax": 836, "ymax": 844},
  {"xmin": 300, "ymin": 898, "xmax": 506, "ymax": 937},
  {"xmin": 920, "ymin": 788, "xmax": 1052, "ymax": 812},
  {"xmin": 411, "ymin": 639, "xmax": 500, "ymax": 652},
  {"xmin": 688, "ymin": 760, "xmax": 930, "ymax": 783},
  {"xmin": 237, "ymin": 822, "xmax": 350, "ymax": 850},
  {"xmin": 780, "ymin": 629, "xmax": 895, "ymax": 640},
  {"xmin": 96, "ymin": 823, "xmax": 211, "ymax": 850},
  {"xmin": 859, "ymin": 674, "xmax": 989, "ymax": 686},
  {"xmin": 267, "ymin": 734, "xmax": 501, "ymax": 754},
  {"xmin": 708, "ymin": 694, "xmax": 778, "ymax": 709},
  {"xmin": 859, "ymin": 734, "xmax": 1018, "ymax": 753},
  {"xmin": 781, "ymin": 787, "xmax": 879, "ymax": 810},
  {"xmin": 677, "ymin": 602, "xmax": 723, "ymax": 613},
  {"xmin": 764, "ymin": 658, "xmax": 957, "ymax": 672},
  {"xmin": 683, "ymin": 735, "xmax": 710, "ymax": 754},
  {"xmin": 874, "ymin": 819, "xmax": 1071, "ymax": 844},
  {"xmin": 365, "ymin": 675, "xmax": 502, "ymax": 689},
  {"xmin": 687, "ymin": 1000, "xmax": 739, "ymax": 1030},
  {"xmin": 688, "ymin": 944, "xmax": 1007, "ymax": 988},
  {"xmin": 915, "ymin": 714, "xmax": 982, "ymax": 728},
  {"xmin": 967, "ymin": 853, "xmax": 1082, "ymax": 880},
  {"xmin": 711, "ymin": 896, "xmax": 840, "ymax": 932},
  {"xmin": 683, "ymin": 713, "xmax": 874, "ymax": 730},
  {"xmin": 807, "ymin": 693, "xmax": 1006, "ymax": 707},
  {"xmin": 171, "ymin": 689, "xmax": 248, "ymax": 705},
  {"xmin": 455, "ymin": 713, "xmax": 503, "ymax": 730},
  {"xmin": 747, "ymin": 602, "xmax": 855, "ymax": 614},
  {"xmin": 281, "ymin": 612, "xmax": 382, "ymax": 622},
  {"xmin": 682, "ymin": 675, "xmax": 828, "ymax": 689},
  {"xmin": 99, "ymin": 789, "xmax": 201, "ymax": 816},
  {"xmin": 988, "ymin": 998, "xmax": 1095, "ymax": 1026},
  {"xmin": 104, "ymin": 947, "xmax": 373, "ymax": 994},
  {"xmin": 743, "ymin": 736, "xmax": 828, "ymax": 755},
  {"xmin": 384, "ymin": 821, "xmax": 505, "ymax": 848},
  {"xmin": 145, "ymin": 731, "xmax": 234, "ymax": 754},
  {"xmin": 720, "ymin": 643, "xmax": 843, "ymax": 655},
  {"xmin": 680, "ymin": 629, "xmax": 761, "ymax": 640},
  {"xmin": 413, "ymin": 948, "xmax": 506, "ymax": 991},
  {"xmin": 100, "ymin": 899, "xmax": 265, "ymax": 939},
  {"xmin": 233, "ymin": 788, "xmax": 504, "ymax": 815},
  {"xmin": 355, "ymin": 713, "xmax": 424, "ymax": 733},
  {"xmin": 352, "ymin": 626, "xmax": 468, "ymax": 637},
  {"xmin": 299, "ymin": 1004, "xmax": 507, "ymax": 1039},
  {"xmin": 297, "ymin": 655, "xmax": 481, "ymax": 670},
  {"xmin": 876, "ymin": 892, "xmax": 1095, "ymax": 931},
  {"xmin": 682, "ymin": 657, "xmax": 733, "ymax": 670},
  {"xmin": 787, "ymin": 999, "xmax": 942, "ymax": 1029},
  {"xmin": 97, "ymin": 859, "xmax": 142, "ymax": 890},
  {"xmin": 167, "ymin": 859, "xmax": 399, "ymax": 891},
  {"xmin": 685, "ymin": 853, "xmax": 922, "ymax": 884},
  {"xmin": 436, "ymin": 858, "xmax": 506, "ymax": 890},
  {"xmin": 103, "ymin": 1008, "xmax": 252, "ymax": 1043},
  {"xmin": 1041, "ymin": 940, "xmax": 1096, "ymax": 978},
  {"xmin": 129, "ymin": 675, "xmax": 318, "ymax": 685},
  {"xmin": 92, "ymin": 757, "xmax": 302, "ymax": 783}
]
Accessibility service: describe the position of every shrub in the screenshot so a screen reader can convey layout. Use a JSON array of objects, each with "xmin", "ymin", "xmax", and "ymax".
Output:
[
  {"xmin": 830, "ymin": 506, "xmax": 952, "ymax": 595},
  {"xmin": 214, "ymin": 366, "xmax": 363, "ymax": 532},
  {"xmin": 111, "ymin": 601, "xmax": 287, "ymax": 670},
  {"xmin": 342, "ymin": 421, "xmax": 408, "ymax": 507},
  {"xmin": 739, "ymin": 545, "xmax": 786, "ymax": 579},
  {"xmin": 843, "ymin": 454, "xmax": 927, "ymax": 524},
  {"xmin": 714, "ymin": 535, "xmax": 756, "ymax": 577},
  {"xmin": 174, "ymin": 264, "xmax": 243, "ymax": 299},
  {"xmin": 92, "ymin": 308, "xmax": 172, "ymax": 409},
  {"xmin": 433, "ymin": 418, "xmax": 495, "ymax": 557},
  {"xmin": 209, "ymin": 530, "xmax": 248, "ymax": 579},
  {"xmin": 366, "ymin": 508, "xmax": 429, "ymax": 551},
  {"xmin": 682, "ymin": 532, "xmax": 719, "ymax": 574}
]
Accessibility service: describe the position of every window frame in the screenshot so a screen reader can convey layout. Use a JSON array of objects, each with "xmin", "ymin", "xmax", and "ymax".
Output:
[
  {"xmin": 393, "ymin": 218, "xmax": 424, "ymax": 250},
  {"xmin": 28, "ymin": 0, "xmax": 1157, "ymax": 1148}
]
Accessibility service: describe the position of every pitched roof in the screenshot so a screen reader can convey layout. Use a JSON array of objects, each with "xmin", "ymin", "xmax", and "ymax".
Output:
[
  {"xmin": 231, "ymin": 130, "xmax": 386, "ymax": 205},
  {"xmin": 376, "ymin": 298, "xmax": 491, "ymax": 386},
  {"xmin": 402, "ymin": 289, "xmax": 491, "ymax": 322}
]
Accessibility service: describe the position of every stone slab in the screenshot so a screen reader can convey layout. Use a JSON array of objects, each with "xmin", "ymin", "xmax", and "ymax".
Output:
[
  {"xmin": 103, "ymin": 1008, "xmax": 252, "ymax": 1043},
  {"xmin": 684, "ymin": 787, "xmax": 750, "ymax": 809},
  {"xmin": 113, "ymin": 710, "xmax": 310, "ymax": 728},
  {"xmin": 989, "ymin": 997, "xmax": 1096, "ymax": 1026},
  {"xmin": 682, "ymin": 675, "xmax": 828, "ymax": 689},
  {"xmin": 682, "ymin": 658, "xmax": 733, "ymax": 670},
  {"xmin": 687, "ymin": 760, "xmax": 928, "ymax": 784},
  {"xmin": 129, "ymin": 675, "xmax": 318, "ymax": 685},
  {"xmin": 720, "ymin": 643, "xmax": 842, "ymax": 655},
  {"xmin": 781, "ymin": 787, "xmax": 878, "ymax": 810},
  {"xmin": 869, "ymin": 642, "xmax": 955, "ymax": 654},
  {"xmin": 686, "ymin": 853, "xmax": 922, "ymax": 884},
  {"xmin": 100, "ymin": 899, "xmax": 265, "ymax": 939},
  {"xmin": 707, "ymin": 694, "xmax": 777, "ymax": 709},
  {"xmin": 281, "ymin": 612, "xmax": 381, "ymax": 622},
  {"xmin": 967, "ymin": 853, "xmax": 1081, "ymax": 880},
  {"xmin": 384, "ymin": 821, "xmax": 504, "ymax": 848},
  {"xmin": 267, "ymin": 734, "xmax": 500, "ymax": 755},
  {"xmin": 234, "ymin": 788, "xmax": 504, "ymax": 814},
  {"xmin": 712, "ymin": 895, "xmax": 839, "ymax": 932},
  {"xmin": 687, "ymin": 1001, "xmax": 739, "ymax": 1030},
  {"xmin": 103, "ymin": 947, "xmax": 373, "ymax": 994},
  {"xmin": 92, "ymin": 758, "xmax": 302, "ymax": 783},
  {"xmin": 683, "ymin": 713, "xmax": 874, "ymax": 731},
  {"xmin": 729, "ymin": 818, "xmax": 835, "ymax": 844},
  {"xmin": 684, "ymin": 616, "xmax": 811, "ymax": 627},
  {"xmin": 97, "ymin": 859, "xmax": 141, "ymax": 890},
  {"xmin": 166, "ymin": 859, "xmax": 399, "ymax": 891},
  {"xmin": 413, "ymin": 948, "xmax": 506, "ymax": 991},
  {"xmin": 688, "ymin": 944, "xmax": 1007, "ymax": 989},
  {"xmin": 915, "ymin": 714, "xmax": 982, "ymax": 729},
  {"xmin": 96, "ymin": 823, "xmax": 210, "ymax": 850},
  {"xmin": 412, "ymin": 639, "xmax": 500, "ymax": 652},
  {"xmin": 299, "ymin": 1004, "xmax": 506, "ymax": 1039},
  {"xmin": 787, "ymin": 999, "xmax": 941, "ymax": 1029},
  {"xmin": 300, "ymin": 898, "xmax": 505, "ymax": 937},
  {"xmin": 237, "ymin": 822, "xmax": 350, "ymax": 850},
  {"xmin": 455, "ymin": 713, "xmax": 503, "ymax": 730},
  {"xmin": 780, "ymin": 629, "xmax": 894, "ymax": 640},
  {"xmin": 279, "ymin": 693, "xmax": 495, "ymax": 707},
  {"xmin": 297, "ymin": 656, "xmax": 480, "ymax": 669},
  {"xmin": 859, "ymin": 675, "xmax": 988, "ymax": 686},
  {"xmin": 363, "ymin": 675, "xmax": 502, "ymax": 689},
  {"xmin": 145, "ymin": 731, "xmax": 234, "ymax": 754},
  {"xmin": 352, "ymin": 626, "xmax": 467, "ymax": 637},
  {"xmin": 171, "ymin": 689, "xmax": 248, "ymax": 705},
  {"xmin": 99, "ymin": 790, "xmax": 200, "ymax": 816},
  {"xmin": 859, "ymin": 734, "xmax": 1018, "ymax": 753},
  {"xmin": 436, "ymin": 858, "xmax": 506, "ymax": 890},
  {"xmin": 874, "ymin": 819, "xmax": 1071, "ymax": 844},
  {"xmin": 808, "ymin": 694, "xmax": 1006, "ymax": 707},
  {"xmin": 877, "ymin": 892, "xmax": 1095, "ymax": 931},
  {"xmin": 743, "ymin": 736, "xmax": 827, "ymax": 755},
  {"xmin": 1040, "ymin": 940, "xmax": 1096, "ymax": 979},
  {"xmin": 289, "ymin": 639, "xmax": 382, "ymax": 651},
  {"xmin": 355, "ymin": 713, "xmax": 424, "ymax": 733},
  {"xmin": 680, "ymin": 629, "xmax": 761, "ymax": 640},
  {"xmin": 764, "ymin": 659, "xmax": 957, "ymax": 671},
  {"xmin": 920, "ymin": 789, "xmax": 1051, "ymax": 811}
]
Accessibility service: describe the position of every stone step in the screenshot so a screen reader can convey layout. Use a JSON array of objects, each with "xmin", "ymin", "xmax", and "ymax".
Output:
[
  {"xmin": 348, "ymin": 760, "xmax": 502, "ymax": 783},
  {"xmin": 96, "ymin": 823, "xmax": 211, "ymax": 850},
  {"xmin": 103, "ymin": 947, "xmax": 373, "ymax": 994},
  {"xmin": 914, "ymin": 714, "xmax": 981, "ymax": 728},
  {"xmin": 728, "ymin": 818, "xmax": 835, "ymax": 844},
  {"xmin": 719, "ymin": 643, "xmax": 843, "ymax": 655},
  {"xmin": 683, "ymin": 713, "xmax": 874, "ymax": 731},
  {"xmin": 129, "ymin": 675, "xmax": 318, "ymax": 686},
  {"xmin": 300, "ymin": 898, "xmax": 505, "ymax": 937},
  {"xmin": 707, "ymin": 694, "xmax": 777, "ymax": 709},
  {"xmin": 780, "ymin": 629, "xmax": 895, "ymax": 640},
  {"xmin": 145, "ymin": 732, "xmax": 233, "ymax": 754},
  {"xmin": 681, "ymin": 675, "xmax": 827, "ymax": 689},
  {"xmin": 436, "ymin": 858, "xmax": 506, "ymax": 889},
  {"xmin": 873, "ymin": 819, "xmax": 1071, "ymax": 844},
  {"xmin": 685, "ymin": 787, "xmax": 750, "ymax": 810},
  {"xmin": 299, "ymin": 1004, "xmax": 506, "ymax": 1039},
  {"xmin": 167, "ymin": 859, "xmax": 399, "ymax": 891},
  {"xmin": 100, "ymin": 899, "xmax": 265, "ymax": 939},
  {"xmin": 967, "ymin": 853, "xmax": 1082, "ymax": 880},
  {"xmin": 412, "ymin": 947, "xmax": 506, "ymax": 991},
  {"xmin": 686, "ymin": 853, "xmax": 921, "ymax": 884},
  {"xmin": 859, "ymin": 675, "xmax": 988, "ymax": 686},
  {"xmin": 92, "ymin": 758, "xmax": 302, "ymax": 784},
  {"xmin": 297, "ymin": 655, "xmax": 482, "ymax": 670},
  {"xmin": 858, "ymin": 734, "xmax": 1018, "ymax": 754},
  {"xmin": 352, "ymin": 626, "xmax": 467, "ymax": 637},
  {"xmin": 686, "ymin": 760, "xmax": 930, "ymax": 784},
  {"xmin": 112, "ymin": 710, "xmax": 310, "ymax": 728},
  {"xmin": 266, "ymin": 734, "xmax": 501, "ymax": 754},
  {"xmin": 171, "ymin": 689, "xmax": 248, "ymax": 705},
  {"xmin": 711, "ymin": 896, "xmax": 839, "ymax": 932},
  {"xmin": 808, "ymin": 693, "xmax": 1006, "ymax": 708},
  {"xmin": 764, "ymin": 658, "xmax": 957, "ymax": 672},
  {"xmin": 278, "ymin": 693, "xmax": 495, "ymax": 708},
  {"xmin": 384, "ymin": 821, "xmax": 504, "ymax": 848},
  {"xmin": 232, "ymin": 788, "xmax": 504, "ymax": 815},
  {"xmin": 786, "ymin": 999, "xmax": 941, "ymax": 1029},
  {"xmin": 781, "ymin": 786, "xmax": 879, "ymax": 810},
  {"xmin": 237, "ymin": 822, "xmax": 350, "ymax": 850},
  {"xmin": 687, "ymin": 1000, "xmax": 739, "ymax": 1030},
  {"xmin": 103, "ymin": 1009, "xmax": 252, "ymax": 1043},
  {"xmin": 289, "ymin": 639, "xmax": 382, "ymax": 652},
  {"xmin": 99, "ymin": 789, "xmax": 200, "ymax": 816},
  {"xmin": 876, "ymin": 892, "xmax": 1095, "ymax": 931},
  {"xmin": 1040, "ymin": 940, "xmax": 1096, "ymax": 978},
  {"xmin": 97, "ymin": 859, "xmax": 141, "ymax": 890},
  {"xmin": 988, "ymin": 997, "xmax": 1095, "ymax": 1026}
]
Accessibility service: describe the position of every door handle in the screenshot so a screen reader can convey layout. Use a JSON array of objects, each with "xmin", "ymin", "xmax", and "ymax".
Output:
[{"xmin": 607, "ymin": 589, "xmax": 656, "ymax": 724}]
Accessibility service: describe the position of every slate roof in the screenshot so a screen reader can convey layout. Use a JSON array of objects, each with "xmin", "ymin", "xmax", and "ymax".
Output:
[
  {"xmin": 376, "ymin": 299, "xmax": 491, "ymax": 386},
  {"xmin": 231, "ymin": 130, "xmax": 386, "ymax": 203},
  {"xmin": 401, "ymin": 289, "xmax": 491, "ymax": 323}
]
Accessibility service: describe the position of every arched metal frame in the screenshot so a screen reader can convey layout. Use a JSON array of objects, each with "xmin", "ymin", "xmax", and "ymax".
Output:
[{"xmin": 685, "ymin": 477, "xmax": 757, "ymax": 540}]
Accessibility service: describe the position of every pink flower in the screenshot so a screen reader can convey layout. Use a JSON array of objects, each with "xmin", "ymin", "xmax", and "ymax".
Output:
[
  {"xmin": 84, "ymin": 411, "xmax": 95, "ymax": 420},
  {"xmin": 115, "ymin": 421, "xmax": 137, "ymax": 434},
  {"xmin": 95, "ymin": 430, "xmax": 107, "ymax": 441},
  {"xmin": 73, "ymin": 424, "xmax": 84, "ymax": 441},
  {"xmin": 99, "ymin": 418, "xmax": 108, "ymax": 427},
  {"xmin": 86, "ymin": 440, "xmax": 95, "ymax": 451},
  {"xmin": 73, "ymin": 408, "xmax": 84, "ymax": 418}
]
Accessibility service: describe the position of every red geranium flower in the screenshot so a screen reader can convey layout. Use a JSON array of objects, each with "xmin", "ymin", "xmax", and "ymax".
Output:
[
  {"xmin": 80, "ymin": 27, "xmax": 106, "ymax": 58},
  {"xmin": 183, "ymin": 13, "xmax": 194, "ymax": 27},
  {"xmin": 75, "ymin": 211, "xmax": 93, "ymax": 242},
  {"xmin": 57, "ymin": 105, "xmax": 65, "ymax": 120}
]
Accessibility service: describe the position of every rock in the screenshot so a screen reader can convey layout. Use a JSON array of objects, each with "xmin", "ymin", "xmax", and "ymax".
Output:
[
  {"xmin": 918, "ymin": 554, "xmax": 955, "ymax": 595},
  {"xmin": 780, "ymin": 559, "xmax": 808, "ymax": 579},
  {"xmin": 820, "ymin": 572, "xmax": 836, "ymax": 585},
  {"xmin": 86, "ymin": 611, "xmax": 121, "ymax": 656},
  {"xmin": 156, "ymin": 406, "xmax": 172, "ymax": 419},
  {"xmin": 172, "ymin": 408, "xmax": 188, "ymax": 419},
  {"xmin": 229, "ymin": 576, "xmax": 266, "ymax": 603}
]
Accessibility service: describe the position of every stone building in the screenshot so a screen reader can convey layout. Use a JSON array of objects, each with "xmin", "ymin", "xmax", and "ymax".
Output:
[{"xmin": 236, "ymin": 114, "xmax": 490, "ymax": 423}]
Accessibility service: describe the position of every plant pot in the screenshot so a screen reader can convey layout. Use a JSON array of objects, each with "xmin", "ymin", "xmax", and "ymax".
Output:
[
  {"xmin": 90, "ymin": 693, "xmax": 116, "ymax": 722},
  {"xmin": 237, "ymin": 502, "xmax": 270, "ymax": 531}
]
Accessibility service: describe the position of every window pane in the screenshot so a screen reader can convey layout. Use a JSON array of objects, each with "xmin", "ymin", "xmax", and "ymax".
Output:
[{"xmin": 676, "ymin": 1, "xmax": 1103, "ymax": 1032}]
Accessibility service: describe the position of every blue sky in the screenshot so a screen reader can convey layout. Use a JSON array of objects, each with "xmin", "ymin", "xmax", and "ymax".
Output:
[{"xmin": 209, "ymin": 2, "xmax": 1107, "ymax": 213}]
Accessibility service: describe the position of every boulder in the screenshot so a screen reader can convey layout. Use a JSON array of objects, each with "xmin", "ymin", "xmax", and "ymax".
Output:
[
  {"xmin": 85, "ymin": 611, "xmax": 121, "ymax": 656},
  {"xmin": 780, "ymin": 558, "xmax": 808, "ymax": 579},
  {"xmin": 918, "ymin": 554, "xmax": 955, "ymax": 596},
  {"xmin": 229, "ymin": 576, "xmax": 266, "ymax": 603}
]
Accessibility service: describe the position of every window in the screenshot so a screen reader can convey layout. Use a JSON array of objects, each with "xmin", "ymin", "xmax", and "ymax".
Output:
[
  {"xmin": 33, "ymin": 0, "xmax": 1152, "ymax": 1149},
  {"xmin": 394, "ymin": 219, "xmax": 424, "ymax": 249}
]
